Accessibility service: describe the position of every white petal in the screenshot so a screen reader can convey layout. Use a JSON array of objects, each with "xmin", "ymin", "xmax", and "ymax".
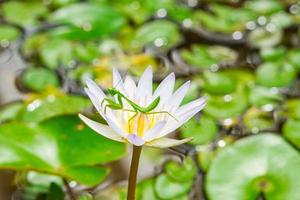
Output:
[
  {"xmin": 136, "ymin": 67, "xmax": 153, "ymax": 106},
  {"xmin": 84, "ymin": 88, "xmax": 105, "ymax": 117},
  {"xmin": 165, "ymin": 103, "xmax": 205, "ymax": 134},
  {"xmin": 113, "ymin": 68, "xmax": 126, "ymax": 93},
  {"xmin": 143, "ymin": 120, "xmax": 167, "ymax": 142},
  {"xmin": 85, "ymin": 78, "xmax": 106, "ymax": 102},
  {"xmin": 78, "ymin": 114, "xmax": 124, "ymax": 142},
  {"xmin": 175, "ymin": 97, "xmax": 207, "ymax": 117},
  {"xmin": 153, "ymin": 73, "xmax": 175, "ymax": 107},
  {"xmin": 105, "ymin": 117, "xmax": 127, "ymax": 138},
  {"xmin": 153, "ymin": 99, "xmax": 205, "ymax": 139},
  {"xmin": 127, "ymin": 134, "xmax": 145, "ymax": 146},
  {"xmin": 123, "ymin": 75, "xmax": 136, "ymax": 100},
  {"xmin": 146, "ymin": 137, "xmax": 193, "ymax": 148},
  {"xmin": 165, "ymin": 81, "xmax": 191, "ymax": 112}
]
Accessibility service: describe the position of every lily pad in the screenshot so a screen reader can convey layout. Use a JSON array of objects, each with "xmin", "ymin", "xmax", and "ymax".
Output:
[
  {"xmin": 133, "ymin": 20, "xmax": 182, "ymax": 51},
  {"xmin": 0, "ymin": 25, "xmax": 20, "ymax": 43},
  {"xmin": 180, "ymin": 45, "xmax": 237, "ymax": 69},
  {"xmin": 20, "ymin": 95, "xmax": 91, "ymax": 123},
  {"xmin": 49, "ymin": 3, "xmax": 125, "ymax": 40},
  {"xmin": 206, "ymin": 134, "xmax": 300, "ymax": 200},
  {"xmin": 287, "ymin": 48, "xmax": 300, "ymax": 70},
  {"xmin": 1, "ymin": 1, "xmax": 48, "ymax": 26},
  {"xmin": 245, "ymin": 1, "xmax": 284, "ymax": 15},
  {"xmin": 204, "ymin": 85, "xmax": 249, "ymax": 119},
  {"xmin": 282, "ymin": 99, "xmax": 300, "ymax": 120},
  {"xmin": 0, "ymin": 102, "xmax": 24, "ymax": 123},
  {"xmin": 180, "ymin": 115, "xmax": 218, "ymax": 145},
  {"xmin": 203, "ymin": 71, "xmax": 236, "ymax": 95},
  {"xmin": 192, "ymin": 5, "xmax": 255, "ymax": 33},
  {"xmin": 0, "ymin": 115, "xmax": 125, "ymax": 186},
  {"xmin": 243, "ymin": 107, "xmax": 274, "ymax": 133},
  {"xmin": 154, "ymin": 174, "xmax": 192, "ymax": 199},
  {"xmin": 249, "ymin": 27, "xmax": 282, "ymax": 48},
  {"xmin": 260, "ymin": 47, "xmax": 286, "ymax": 62},
  {"xmin": 283, "ymin": 119, "xmax": 300, "ymax": 148},
  {"xmin": 40, "ymin": 38, "xmax": 74, "ymax": 69},
  {"xmin": 256, "ymin": 62, "xmax": 297, "ymax": 87},
  {"xmin": 22, "ymin": 68, "xmax": 60, "ymax": 92},
  {"xmin": 165, "ymin": 158, "xmax": 196, "ymax": 183},
  {"xmin": 249, "ymin": 85, "xmax": 283, "ymax": 107}
]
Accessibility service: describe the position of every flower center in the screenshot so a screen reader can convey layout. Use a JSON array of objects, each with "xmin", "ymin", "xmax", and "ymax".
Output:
[{"xmin": 124, "ymin": 112, "xmax": 156, "ymax": 137}]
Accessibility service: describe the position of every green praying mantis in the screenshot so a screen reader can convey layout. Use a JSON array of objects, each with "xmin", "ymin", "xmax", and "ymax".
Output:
[{"xmin": 101, "ymin": 87, "xmax": 179, "ymax": 127}]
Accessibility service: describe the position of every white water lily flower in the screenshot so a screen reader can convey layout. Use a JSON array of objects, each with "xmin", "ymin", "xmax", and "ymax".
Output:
[{"xmin": 79, "ymin": 67, "xmax": 206, "ymax": 147}]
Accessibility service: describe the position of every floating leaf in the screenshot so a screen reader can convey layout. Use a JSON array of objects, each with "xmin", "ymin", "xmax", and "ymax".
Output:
[
  {"xmin": 40, "ymin": 38, "xmax": 74, "ymax": 69},
  {"xmin": 203, "ymin": 71, "xmax": 236, "ymax": 95},
  {"xmin": 192, "ymin": 5, "xmax": 255, "ymax": 33},
  {"xmin": 249, "ymin": 27, "xmax": 283, "ymax": 48},
  {"xmin": 0, "ymin": 25, "xmax": 20, "ymax": 43},
  {"xmin": 20, "ymin": 95, "xmax": 91, "ymax": 123},
  {"xmin": 165, "ymin": 158, "xmax": 196, "ymax": 183},
  {"xmin": 49, "ymin": 3, "xmax": 125, "ymax": 40},
  {"xmin": 1, "ymin": 1, "xmax": 48, "ymax": 26},
  {"xmin": 260, "ymin": 47, "xmax": 286, "ymax": 62},
  {"xmin": 22, "ymin": 68, "xmax": 60, "ymax": 92},
  {"xmin": 283, "ymin": 119, "xmax": 300, "ymax": 148},
  {"xmin": 180, "ymin": 45, "xmax": 237, "ymax": 69},
  {"xmin": 0, "ymin": 115, "xmax": 125, "ymax": 186},
  {"xmin": 282, "ymin": 99, "xmax": 300, "ymax": 120},
  {"xmin": 133, "ymin": 20, "xmax": 182, "ymax": 51},
  {"xmin": 181, "ymin": 115, "xmax": 218, "ymax": 145},
  {"xmin": 204, "ymin": 85, "xmax": 249, "ymax": 119},
  {"xmin": 0, "ymin": 102, "xmax": 24, "ymax": 123},
  {"xmin": 243, "ymin": 107, "xmax": 274, "ymax": 132},
  {"xmin": 245, "ymin": 1, "xmax": 284, "ymax": 15},
  {"xmin": 249, "ymin": 85, "xmax": 283, "ymax": 107},
  {"xmin": 154, "ymin": 174, "xmax": 192, "ymax": 199},
  {"xmin": 287, "ymin": 48, "xmax": 300, "ymax": 70},
  {"xmin": 206, "ymin": 134, "xmax": 300, "ymax": 200},
  {"xmin": 256, "ymin": 62, "xmax": 297, "ymax": 87}
]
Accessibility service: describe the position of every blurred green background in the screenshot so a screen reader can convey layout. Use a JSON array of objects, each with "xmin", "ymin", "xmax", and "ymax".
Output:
[{"xmin": 0, "ymin": 0, "xmax": 300, "ymax": 199}]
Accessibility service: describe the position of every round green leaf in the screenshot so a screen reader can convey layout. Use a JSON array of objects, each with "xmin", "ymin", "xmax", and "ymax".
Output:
[
  {"xmin": 180, "ymin": 45, "xmax": 237, "ymax": 69},
  {"xmin": 249, "ymin": 28, "xmax": 282, "ymax": 48},
  {"xmin": 0, "ymin": 115, "xmax": 125, "ymax": 186},
  {"xmin": 0, "ymin": 102, "xmax": 24, "ymax": 123},
  {"xmin": 282, "ymin": 99, "xmax": 300, "ymax": 120},
  {"xmin": 181, "ymin": 115, "xmax": 218, "ymax": 145},
  {"xmin": 154, "ymin": 174, "xmax": 192, "ymax": 199},
  {"xmin": 243, "ymin": 108, "xmax": 274, "ymax": 132},
  {"xmin": 133, "ymin": 20, "xmax": 182, "ymax": 51},
  {"xmin": 22, "ymin": 68, "xmax": 60, "ymax": 92},
  {"xmin": 283, "ymin": 119, "xmax": 300, "ymax": 148},
  {"xmin": 203, "ymin": 71, "xmax": 236, "ymax": 95},
  {"xmin": 165, "ymin": 158, "xmax": 196, "ymax": 183},
  {"xmin": 245, "ymin": 1, "xmax": 284, "ymax": 15},
  {"xmin": 0, "ymin": 25, "xmax": 20, "ymax": 42},
  {"xmin": 40, "ymin": 38, "xmax": 74, "ymax": 69},
  {"xmin": 260, "ymin": 47, "xmax": 286, "ymax": 62},
  {"xmin": 204, "ymin": 86, "xmax": 249, "ymax": 119},
  {"xmin": 249, "ymin": 85, "xmax": 283, "ymax": 107},
  {"xmin": 206, "ymin": 134, "xmax": 300, "ymax": 200},
  {"xmin": 49, "ymin": 3, "xmax": 125, "ymax": 40},
  {"xmin": 20, "ymin": 95, "xmax": 91, "ymax": 123},
  {"xmin": 256, "ymin": 62, "xmax": 297, "ymax": 87},
  {"xmin": 287, "ymin": 48, "xmax": 300, "ymax": 70},
  {"xmin": 1, "ymin": 1, "xmax": 48, "ymax": 26}
]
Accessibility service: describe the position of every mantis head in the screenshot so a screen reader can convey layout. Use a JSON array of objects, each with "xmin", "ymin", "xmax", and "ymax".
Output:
[{"xmin": 107, "ymin": 87, "xmax": 119, "ymax": 96}]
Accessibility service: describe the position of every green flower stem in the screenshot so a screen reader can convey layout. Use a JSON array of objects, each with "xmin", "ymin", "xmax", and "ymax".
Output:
[{"xmin": 127, "ymin": 145, "xmax": 142, "ymax": 200}]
